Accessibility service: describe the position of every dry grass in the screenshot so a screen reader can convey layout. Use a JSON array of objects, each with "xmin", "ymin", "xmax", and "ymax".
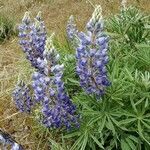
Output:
[
  {"xmin": 0, "ymin": 0, "xmax": 150, "ymax": 149},
  {"xmin": 0, "ymin": 0, "xmax": 149, "ymax": 39},
  {"xmin": 0, "ymin": 38, "xmax": 35, "ymax": 149}
]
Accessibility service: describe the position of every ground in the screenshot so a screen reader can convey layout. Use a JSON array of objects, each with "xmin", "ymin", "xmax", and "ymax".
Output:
[{"xmin": 0, "ymin": 0, "xmax": 149, "ymax": 149}]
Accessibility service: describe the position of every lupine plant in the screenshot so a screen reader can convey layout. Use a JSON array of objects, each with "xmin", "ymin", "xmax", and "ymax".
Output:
[
  {"xmin": 32, "ymin": 36, "xmax": 79, "ymax": 129},
  {"xmin": 19, "ymin": 11, "xmax": 46, "ymax": 71},
  {"xmin": 11, "ymin": 4, "xmax": 150, "ymax": 150},
  {"xmin": 67, "ymin": 5, "xmax": 110, "ymax": 97},
  {"xmin": 13, "ymin": 12, "xmax": 79, "ymax": 130}
]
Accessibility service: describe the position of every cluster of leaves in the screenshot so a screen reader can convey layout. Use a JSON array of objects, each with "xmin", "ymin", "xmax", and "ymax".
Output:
[
  {"xmin": 106, "ymin": 6, "xmax": 150, "ymax": 45},
  {"xmin": 45, "ymin": 6, "xmax": 150, "ymax": 150},
  {"xmin": 0, "ymin": 14, "xmax": 16, "ymax": 43},
  {"xmin": 1, "ymin": 5, "xmax": 148, "ymax": 150}
]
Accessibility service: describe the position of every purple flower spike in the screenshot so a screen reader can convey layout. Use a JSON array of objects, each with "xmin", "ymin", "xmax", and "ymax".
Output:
[
  {"xmin": 66, "ymin": 15, "xmax": 78, "ymax": 46},
  {"xmin": 14, "ymin": 12, "xmax": 79, "ymax": 130},
  {"xmin": 67, "ymin": 5, "xmax": 110, "ymax": 97},
  {"xmin": 32, "ymin": 70, "xmax": 79, "ymax": 129},
  {"xmin": 18, "ymin": 12, "xmax": 47, "ymax": 71},
  {"xmin": 31, "ymin": 34, "xmax": 79, "ymax": 129}
]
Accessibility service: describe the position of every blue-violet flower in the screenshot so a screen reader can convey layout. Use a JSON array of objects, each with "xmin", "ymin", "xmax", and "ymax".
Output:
[
  {"xmin": 32, "ymin": 35, "xmax": 79, "ymax": 129},
  {"xmin": 67, "ymin": 5, "xmax": 110, "ymax": 97},
  {"xmin": 18, "ymin": 12, "xmax": 46, "ymax": 71}
]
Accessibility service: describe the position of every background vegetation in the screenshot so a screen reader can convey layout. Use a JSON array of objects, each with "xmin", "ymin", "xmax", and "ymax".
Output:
[{"xmin": 0, "ymin": 0, "xmax": 150, "ymax": 149}]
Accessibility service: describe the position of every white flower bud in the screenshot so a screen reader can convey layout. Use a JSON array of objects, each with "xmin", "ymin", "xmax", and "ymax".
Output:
[{"xmin": 22, "ymin": 12, "xmax": 31, "ymax": 24}]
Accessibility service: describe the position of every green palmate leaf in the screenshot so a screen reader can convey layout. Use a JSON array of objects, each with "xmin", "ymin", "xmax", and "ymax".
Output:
[
  {"xmin": 88, "ymin": 114, "xmax": 103, "ymax": 126},
  {"xmin": 90, "ymin": 134, "xmax": 104, "ymax": 149},
  {"xmin": 110, "ymin": 116, "xmax": 119, "ymax": 126},
  {"xmin": 121, "ymin": 139, "xmax": 131, "ymax": 150},
  {"xmin": 106, "ymin": 116, "xmax": 116, "ymax": 135},
  {"xmin": 125, "ymin": 137, "xmax": 136, "ymax": 150},
  {"xmin": 128, "ymin": 135, "xmax": 139, "ymax": 144},
  {"xmin": 109, "ymin": 116, "xmax": 128, "ymax": 131},
  {"xmin": 107, "ymin": 6, "xmax": 149, "ymax": 43}
]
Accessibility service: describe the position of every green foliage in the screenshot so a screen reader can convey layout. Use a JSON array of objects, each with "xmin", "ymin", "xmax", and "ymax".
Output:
[
  {"xmin": 7, "ymin": 5, "xmax": 148, "ymax": 150},
  {"xmin": 106, "ymin": 6, "xmax": 150, "ymax": 45},
  {"xmin": 46, "ymin": 6, "xmax": 150, "ymax": 150},
  {"xmin": 0, "ymin": 14, "xmax": 16, "ymax": 42},
  {"xmin": 132, "ymin": 44, "xmax": 150, "ymax": 71},
  {"xmin": 60, "ymin": 53, "xmax": 150, "ymax": 150}
]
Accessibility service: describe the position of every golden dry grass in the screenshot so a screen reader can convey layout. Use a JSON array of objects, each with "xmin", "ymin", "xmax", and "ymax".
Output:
[
  {"xmin": 0, "ymin": 0, "xmax": 150, "ymax": 149},
  {"xmin": 0, "ymin": 0, "xmax": 149, "ymax": 39}
]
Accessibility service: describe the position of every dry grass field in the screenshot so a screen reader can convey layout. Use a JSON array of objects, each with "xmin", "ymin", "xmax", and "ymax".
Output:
[
  {"xmin": 0, "ymin": 0, "xmax": 149, "ymax": 37},
  {"xmin": 0, "ymin": 0, "xmax": 150, "ymax": 149}
]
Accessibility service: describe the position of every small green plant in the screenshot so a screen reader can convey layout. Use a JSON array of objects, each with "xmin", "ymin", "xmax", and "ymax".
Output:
[
  {"xmin": 106, "ymin": 6, "xmax": 150, "ymax": 45},
  {"xmin": 0, "ymin": 15, "xmax": 16, "ymax": 42}
]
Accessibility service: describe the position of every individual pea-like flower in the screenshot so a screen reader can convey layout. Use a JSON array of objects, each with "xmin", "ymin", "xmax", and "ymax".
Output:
[
  {"xmin": 12, "ymin": 81, "xmax": 33, "ymax": 113},
  {"xmin": 31, "ymin": 35, "xmax": 79, "ymax": 129},
  {"xmin": 18, "ymin": 12, "xmax": 47, "ymax": 71},
  {"xmin": 67, "ymin": 5, "xmax": 110, "ymax": 97}
]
